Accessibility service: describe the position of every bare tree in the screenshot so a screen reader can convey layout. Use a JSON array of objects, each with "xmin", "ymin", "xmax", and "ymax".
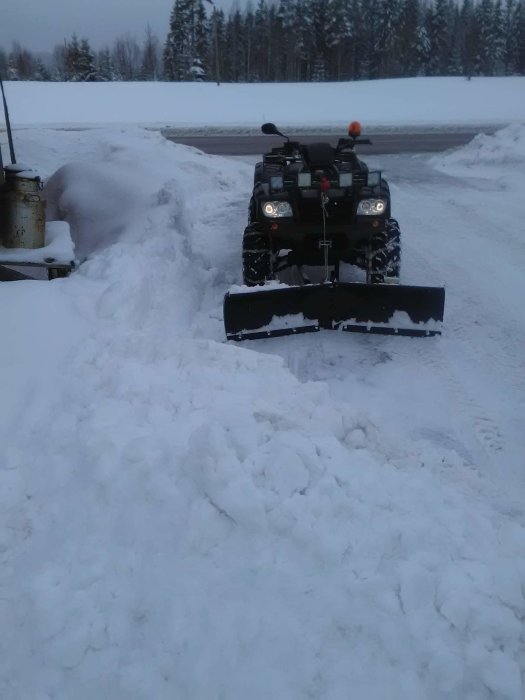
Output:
[
  {"xmin": 141, "ymin": 25, "xmax": 160, "ymax": 80},
  {"xmin": 8, "ymin": 42, "xmax": 38, "ymax": 80},
  {"xmin": 113, "ymin": 34, "xmax": 141, "ymax": 80},
  {"xmin": 52, "ymin": 43, "xmax": 67, "ymax": 80}
]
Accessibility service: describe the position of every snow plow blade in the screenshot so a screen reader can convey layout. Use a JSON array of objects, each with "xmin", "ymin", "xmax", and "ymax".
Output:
[{"xmin": 224, "ymin": 282, "xmax": 445, "ymax": 340}]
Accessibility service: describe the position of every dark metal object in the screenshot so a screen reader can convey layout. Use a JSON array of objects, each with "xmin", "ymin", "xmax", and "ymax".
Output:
[
  {"xmin": 224, "ymin": 282, "xmax": 445, "ymax": 340},
  {"xmin": 0, "ymin": 259, "xmax": 75, "ymax": 282},
  {"xmin": 0, "ymin": 265, "xmax": 32, "ymax": 281}
]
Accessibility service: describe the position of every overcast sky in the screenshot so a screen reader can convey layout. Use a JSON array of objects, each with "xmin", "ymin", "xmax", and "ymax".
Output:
[{"xmin": 1, "ymin": 0, "xmax": 232, "ymax": 54}]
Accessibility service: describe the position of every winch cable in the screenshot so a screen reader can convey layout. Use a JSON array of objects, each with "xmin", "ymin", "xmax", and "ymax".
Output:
[{"xmin": 319, "ymin": 177, "xmax": 332, "ymax": 284}]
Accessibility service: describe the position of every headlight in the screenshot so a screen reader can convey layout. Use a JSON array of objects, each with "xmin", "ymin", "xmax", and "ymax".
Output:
[
  {"xmin": 357, "ymin": 199, "xmax": 386, "ymax": 215},
  {"xmin": 262, "ymin": 201, "xmax": 293, "ymax": 218}
]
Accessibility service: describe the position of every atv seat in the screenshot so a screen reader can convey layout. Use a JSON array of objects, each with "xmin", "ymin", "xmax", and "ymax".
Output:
[{"xmin": 302, "ymin": 143, "xmax": 335, "ymax": 170}]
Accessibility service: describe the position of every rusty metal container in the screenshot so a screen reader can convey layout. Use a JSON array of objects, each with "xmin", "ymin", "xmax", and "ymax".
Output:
[{"xmin": 0, "ymin": 164, "xmax": 46, "ymax": 249}]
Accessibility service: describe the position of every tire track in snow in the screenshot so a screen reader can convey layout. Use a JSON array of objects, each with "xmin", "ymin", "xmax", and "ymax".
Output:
[{"xmin": 395, "ymin": 182, "xmax": 524, "ymax": 478}]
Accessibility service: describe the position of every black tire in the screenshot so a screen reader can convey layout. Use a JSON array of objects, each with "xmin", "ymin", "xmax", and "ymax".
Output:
[
  {"xmin": 242, "ymin": 224, "xmax": 274, "ymax": 286},
  {"xmin": 368, "ymin": 218, "xmax": 401, "ymax": 284},
  {"xmin": 248, "ymin": 196, "xmax": 256, "ymax": 224}
]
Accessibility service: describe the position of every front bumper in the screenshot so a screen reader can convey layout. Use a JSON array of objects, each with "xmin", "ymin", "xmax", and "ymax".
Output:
[{"xmin": 262, "ymin": 217, "xmax": 386, "ymax": 247}]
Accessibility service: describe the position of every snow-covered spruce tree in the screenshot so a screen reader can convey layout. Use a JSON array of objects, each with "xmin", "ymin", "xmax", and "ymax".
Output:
[
  {"xmin": 491, "ymin": 0, "xmax": 506, "ymax": 73},
  {"xmin": 416, "ymin": 13, "xmax": 432, "ymax": 74},
  {"xmin": 446, "ymin": 5, "xmax": 462, "ymax": 75},
  {"xmin": 224, "ymin": 9, "xmax": 245, "ymax": 81},
  {"xmin": 33, "ymin": 59, "xmax": 51, "ymax": 81},
  {"xmin": 506, "ymin": 0, "xmax": 525, "ymax": 72},
  {"xmin": 74, "ymin": 39, "xmax": 99, "ymax": 81},
  {"xmin": 426, "ymin": 0, "xmax": 454, "ymax": 75},
  {"xmin": 97, "ymin": 48, "xmax": 117, "ymax": 81},
  {"xmin": 397, "ymin": 0, "xmax": 422, "ymax": 76},
  {"xmin": 503, "ymin": 0, "xmax": 518, "ymax": 71},
  {"xmin": 242, "ymin": 6, "xmax": 256, "ymax": 81},
  {"xmin": 194, "ymin": 0, "xmax": 209, "ymax": 80},
  {"xmin": 326, "ymin": 0, "xmax": 353, "ymax": 80},
  {"xmin": 303, "ymin": 0, "xmax": 331, "ymax": 81},
  {"xmin": 476, "ymin": 0, "xmax": 495, "ymax": 73},
  {"xmin": 206, "ymin": 7, "xmax": 225, "ymax": 84},
  {"xmin": 251, "ymin": 0, "xmax": 270, "ymax": 81},
  {"xmin": 375, "ymin": 0, "xmax": 403, "ymax": 77},
  {"xmin": 360, "ymin": 0, "xmax": 382, "ymax": 78},
  {"xmin": 251, "ymin": 0, "xmax": 285, "ymax": 81},
  {"xmin": 277, "ymin": 0, "xmax": 300, "ymax": 81},
  {"xmin": 64, "ymin": 35, "xmax": 80, "ymax": 80},
  {"xmin": 345, "ymin": 0, "xmax": 365, "ymax": 79},
  {"xmin": 163, "ymin": 0, "xmax": 209, "ymax": 80},
  {"xmin": 517, "ymin": 0, "xmax": 525, "ymax": 72},
  {"xmin": 459, "ymin": 0, "xmax": 477, "ymax": 76}
]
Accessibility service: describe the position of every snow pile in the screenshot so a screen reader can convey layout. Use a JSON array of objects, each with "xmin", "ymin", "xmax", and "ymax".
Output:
[
  {"xmin": 1, "ymin": 125, "xmax": 524, "ymax": 699},
  {"xmin": 3, "ymin": 76, "xmax": 525, "ymax": 129},
  {"xmin": 431, "ymin": 123, "xmax": 525, "ymax": 171}
]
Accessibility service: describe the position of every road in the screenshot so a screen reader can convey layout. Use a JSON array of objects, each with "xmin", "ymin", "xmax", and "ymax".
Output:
[{"xmin": 162, "ymin": 129, "xmax": 496, "ymax": 155}]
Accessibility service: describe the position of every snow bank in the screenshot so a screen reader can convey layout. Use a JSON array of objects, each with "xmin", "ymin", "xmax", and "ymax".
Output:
[
  {"xmin": 1, "ymin": 125, "xmax": 524, "ymax": 699},
  {"xmin": 3, "ymin": 76, "xmax": 525, "ymax": 130},
  {"xmin": 432, "ymin": 123, "xmax": 525, "ymax": 170}
]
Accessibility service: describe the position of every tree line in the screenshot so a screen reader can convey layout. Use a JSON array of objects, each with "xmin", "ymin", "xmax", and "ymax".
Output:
[{"xmin": 2, "ymin": 0, "xmax": 524, "ymax": 82}]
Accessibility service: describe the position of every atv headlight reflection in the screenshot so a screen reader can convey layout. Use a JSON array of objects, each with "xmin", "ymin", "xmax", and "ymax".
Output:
[
  {"xmin": 357, "ymin": 199, "xmax": 386, "ymax": 215},
  {"xmin": 262, "ymin": 201, "xmax": 293, "ymax": 218}
]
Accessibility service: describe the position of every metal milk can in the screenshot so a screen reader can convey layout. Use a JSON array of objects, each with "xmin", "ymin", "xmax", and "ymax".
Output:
[{"xmin": 0, "ymin": 164, "xmax": 46, "ymax": 249}]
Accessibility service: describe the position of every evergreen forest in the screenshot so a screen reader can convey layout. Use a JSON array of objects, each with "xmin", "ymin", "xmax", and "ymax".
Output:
[{"xmin": 2, "ymin": 0, "xmax": 524, "ymax": 82}]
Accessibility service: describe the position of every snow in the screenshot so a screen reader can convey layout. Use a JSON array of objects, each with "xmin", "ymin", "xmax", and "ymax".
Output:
[
  {"xmin": 340, "ymin": 310, "xmax": 443, "ymax": 334},
  {"xmin": 430, "ymin": 122, "xmax": 525, "ymax": 182},
  {"xmin": 0, "ymin": 221, "xmax": 74, "ymax": 264},
  {"xmin": 3, "ymin": 76, "xmax": 525, "ymax": 130},
  {"xmin": 1, "ymin": 84, "xmax": 525, "ymax": 699}
]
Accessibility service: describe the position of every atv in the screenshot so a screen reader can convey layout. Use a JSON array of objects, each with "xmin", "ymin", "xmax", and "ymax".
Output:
[
  {"xmin": 223, "ymin": 122, "xmax": 445, "ymax": 341},
  {"xmin": 243, "ymin": 121, "xmax": 400, "ymax": 286}
]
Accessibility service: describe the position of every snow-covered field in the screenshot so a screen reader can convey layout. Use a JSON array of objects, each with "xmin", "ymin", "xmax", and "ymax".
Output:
[
  {"xmin": 3, "ymin": 76, "xmax": 525, "ymax": 130},
  {"xmin": 1, "ymin": 83, "xmax": 525, "ymax": 699}
]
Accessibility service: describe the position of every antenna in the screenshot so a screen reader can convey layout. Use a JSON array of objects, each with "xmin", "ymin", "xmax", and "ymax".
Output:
[{"xmin": 0, "ymin": 74, "xmax": 16, "ymax": 164}]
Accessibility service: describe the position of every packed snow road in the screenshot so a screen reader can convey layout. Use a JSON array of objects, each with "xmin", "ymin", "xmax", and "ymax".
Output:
[{"xmin": 1, "ymin": 125, "xmax": 524, "ymax": 699}]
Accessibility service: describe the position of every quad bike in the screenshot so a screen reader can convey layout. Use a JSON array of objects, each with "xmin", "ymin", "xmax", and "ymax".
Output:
[{"xmin": 224, "ymin": 121, "xmax": 445, "ymax": 340}]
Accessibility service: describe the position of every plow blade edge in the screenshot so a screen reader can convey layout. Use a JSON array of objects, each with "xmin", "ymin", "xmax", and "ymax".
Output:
[{"xmin": 224, "ymin": 282, "xmax": 445, "ymax": 340}]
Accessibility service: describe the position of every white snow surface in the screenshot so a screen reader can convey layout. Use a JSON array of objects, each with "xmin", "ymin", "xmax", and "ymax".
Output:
[
  {"xmin": 1, "ymin": 113, "xmax": 525, "ymax": 699},
  {"xmin": 0, "ymin": 221, "xmax": 74, "ymax": 264},
  {"xmin": 3, "ymin": 76, "xmax": 525, "ymax": 129}
]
